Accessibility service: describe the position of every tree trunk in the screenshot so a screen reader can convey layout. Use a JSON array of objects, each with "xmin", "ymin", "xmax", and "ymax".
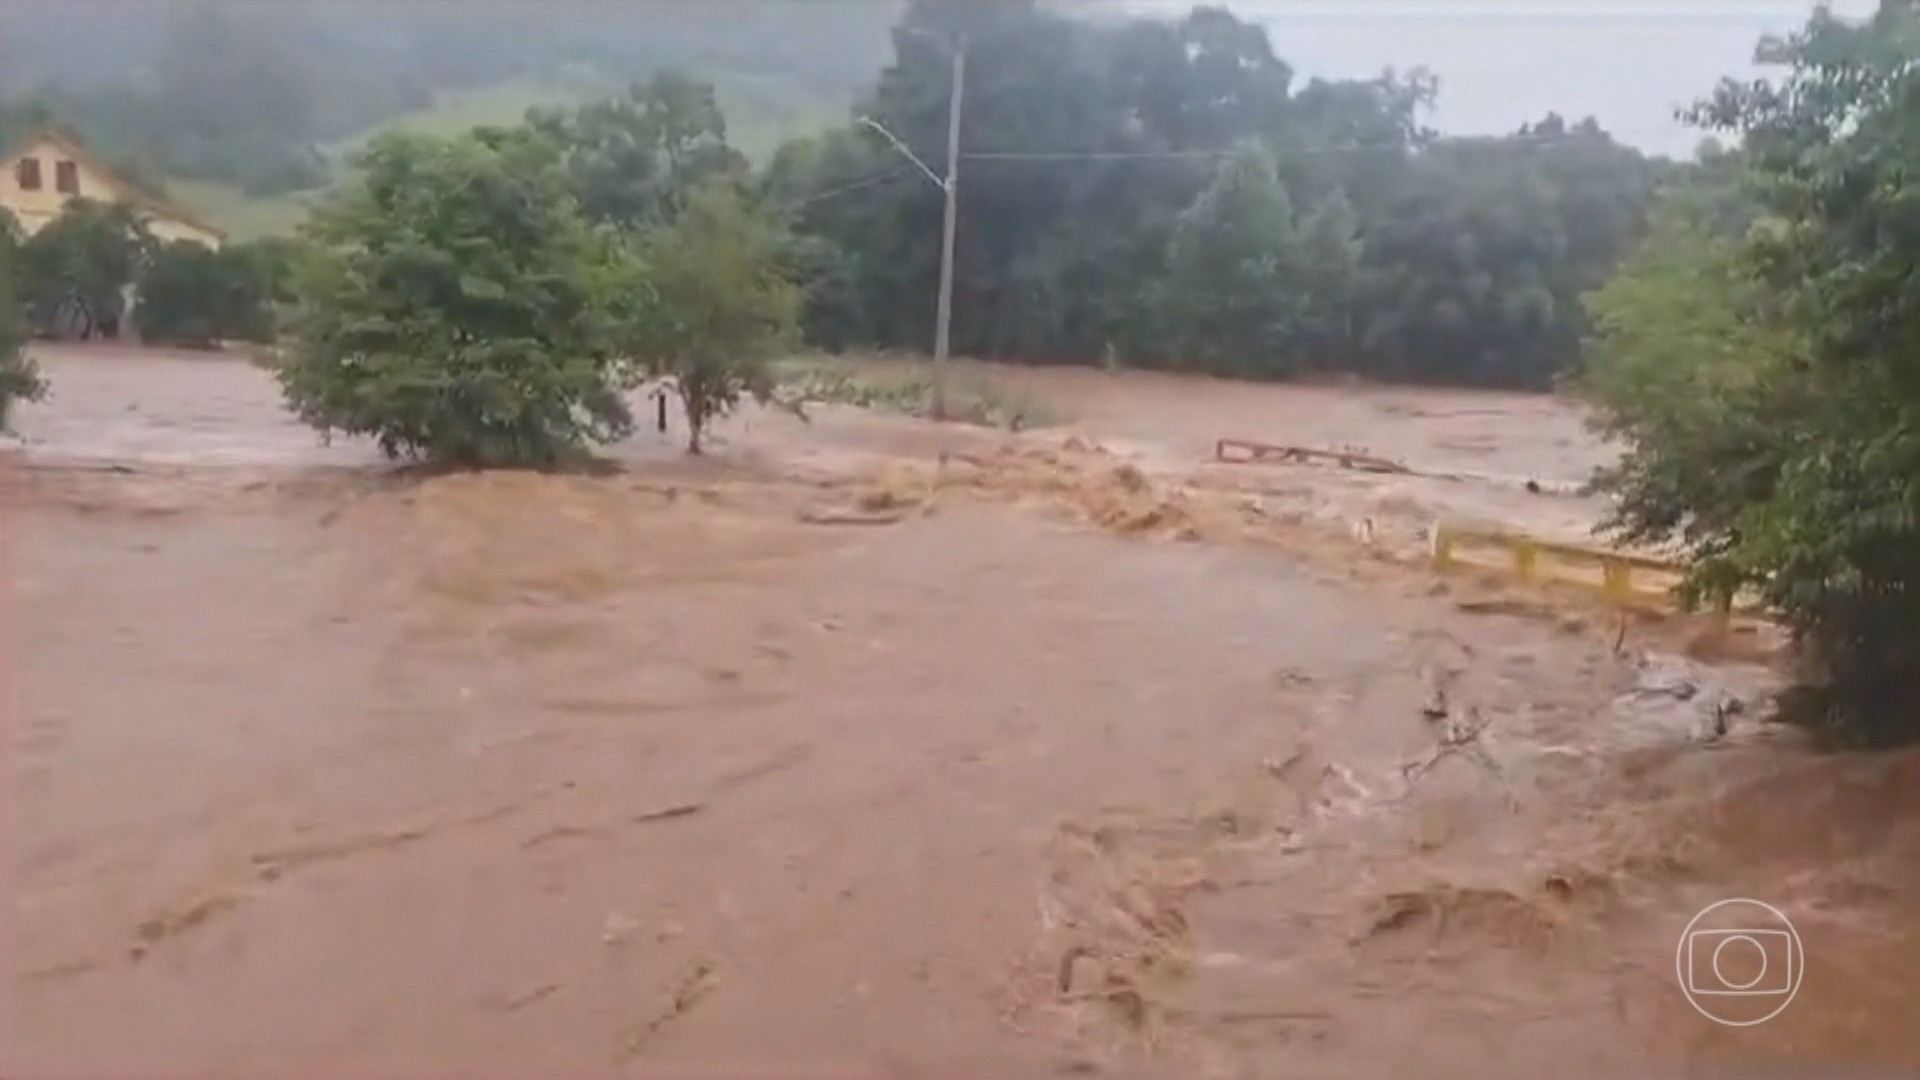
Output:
[{"xmin": 682, "ymin": 389, "xmax": 705, "ymax": 455}]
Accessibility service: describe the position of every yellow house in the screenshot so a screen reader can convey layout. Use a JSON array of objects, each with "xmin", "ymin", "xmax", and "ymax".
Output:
[{"xmin": 0, "ymin": 127, "xmax": 225, "ymax": 249}]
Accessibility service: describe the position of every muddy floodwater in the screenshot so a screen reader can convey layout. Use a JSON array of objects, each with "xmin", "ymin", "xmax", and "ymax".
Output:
[{"xmin": 9, "ymin": 347, "xmax": 1920, "ymax": 1077}]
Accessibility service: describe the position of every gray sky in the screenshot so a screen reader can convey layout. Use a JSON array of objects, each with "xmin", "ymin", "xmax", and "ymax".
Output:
[{"xmin": 1130, "ymin": 0, "xmax": 1878, "ymax": 157}]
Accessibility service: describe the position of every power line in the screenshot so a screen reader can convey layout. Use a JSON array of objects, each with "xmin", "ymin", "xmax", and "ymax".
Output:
[
  {"xmin": 779, "ymin": 124, "xmax": 1695, "ymax": 212},
  {"xmin": 773, "ymin": 167, "xmax": 918, "ymax": 213},
  {"xmin": 963, "ymin": 149, "xmax": 1233, "ymax": 161},
  {"xmin": 959, "ymin": 125, "xmax": 1701, "ymax": 163}
]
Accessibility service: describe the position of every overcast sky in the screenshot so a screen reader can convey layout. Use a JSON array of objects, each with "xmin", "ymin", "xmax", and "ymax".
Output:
[{"xmin": 1127, "ymin": 0, "xmax": 1877, "ymax": 157}]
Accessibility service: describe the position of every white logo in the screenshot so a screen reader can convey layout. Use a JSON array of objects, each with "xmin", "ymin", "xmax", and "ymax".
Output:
[{"xmin": 1676, "ymin": 898, "xmax": 1804, "ymax": 1026}]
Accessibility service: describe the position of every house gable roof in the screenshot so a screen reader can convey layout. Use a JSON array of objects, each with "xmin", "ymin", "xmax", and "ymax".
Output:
[{"xmin": 0, "ymin": 126, "xmax": 228, "ymax": 241}]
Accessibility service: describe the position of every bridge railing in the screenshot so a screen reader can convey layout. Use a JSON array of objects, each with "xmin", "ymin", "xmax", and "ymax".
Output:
[
  {"xmin": 1429, "ymin": 520, "xmax": 1747, "ymax": 621},
  {"xmin": 1214, "ymin": 438, "xmax": 1409, "ymax": 475}
]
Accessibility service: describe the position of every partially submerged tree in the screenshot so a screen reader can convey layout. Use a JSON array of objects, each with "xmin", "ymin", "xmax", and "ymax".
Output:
[
  {"xmin": 1585, "ymin": 190, "xmax": 1802, "ymax": 581},
  {"xmin": 0, "ymin": 210, "xmax": 46, "ymax": 431},
  {"xmin": 16, "ymin": 199, "xmax": 152, "ymax": 339},
  {"xmin": 281, "ymin": 131, "xmax": 636, "ymax": 467},
  {"xmin": 632, "ymin": 184, "xmax": 799, "ymax": 454},
  {"xmin": 1587, "ymin": 0, "xmax": 1920, "ymax": 741},
  {"xmin": 138, "ymin": 240, "xmax": 280, "ymax": 347}
]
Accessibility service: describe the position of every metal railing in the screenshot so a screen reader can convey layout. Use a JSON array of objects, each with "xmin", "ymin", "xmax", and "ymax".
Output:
[{"xmin": 1429, "ymin": 520, "xmax": 1746, "ymax": 621}]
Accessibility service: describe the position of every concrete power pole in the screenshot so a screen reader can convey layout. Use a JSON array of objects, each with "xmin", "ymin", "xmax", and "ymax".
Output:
[
  {"xmin": 931, "ymin": 39, "xmax": 965, "ymax": 423},
  {"xmin": 855, "ymin": 33, "xmax": 965, "ymax": 422}
]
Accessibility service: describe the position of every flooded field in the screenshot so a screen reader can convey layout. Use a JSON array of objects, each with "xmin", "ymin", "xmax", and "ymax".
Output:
[{"xmin": 9, "ymin": 347, "xmax": 1920, "ymax": 1077}]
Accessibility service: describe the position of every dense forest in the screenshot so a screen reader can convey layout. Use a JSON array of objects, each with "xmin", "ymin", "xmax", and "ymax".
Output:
[
  {"xmin": 0, "ymin": 0, "xmax": 1680, "ymax": 387},
  {"xmin": 766, "ymin": 2, "xmax": 1674, "ymax": 386}
]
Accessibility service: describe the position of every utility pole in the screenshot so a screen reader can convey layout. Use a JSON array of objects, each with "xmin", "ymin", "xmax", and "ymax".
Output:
[
  {"xmin": 931, "ymin": 38, "xmax": 965, "ymax": 423},
  {"xmin": 856, "ymin": 32, "xmax": 965, "ymax": 422}
]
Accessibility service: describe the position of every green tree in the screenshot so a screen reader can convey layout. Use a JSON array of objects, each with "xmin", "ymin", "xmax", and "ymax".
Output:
[
  {"xmin": 632, "ymin": 185, "xmax": 800, "ymax": 454},
  {"xmin": 280, "ymin": 132, "xmax": 636, "ymax": 467},
  {"xmin": 136, "ymin": 240, "xmax": 278, "ymax": 347},
  {"xmin": 0, "ymin": 209, "xmax": 46, "ymax": 431},
  {"xmin": 1290, "ymin": 188, "xmax": 1364, "ymax": 365},
  {"xmin": 1585, "ymin": 193, "xmax": 1802, "ymax": 562},
  {"xmin": 770, "ymin": 0, "xmax": 1658, "ymax": 387},
  {"xmin": 17, "ymin": 199, "xmax": 153, "ymax": 339},
  {"xmin": 527, "ymin": 72, "xmax": 749, "ymax": 230},
  {"xmin": 1589, "ymin": 0, "xmax": 1920, "ymax": 740},
  {"xmin": 1157, "ymin": 147, "xmax": 1306, "ymax": 376}
]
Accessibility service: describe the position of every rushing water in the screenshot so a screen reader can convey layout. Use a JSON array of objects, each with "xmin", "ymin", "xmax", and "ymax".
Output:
[{"xmin": 9, "ymin": 349, "xmax": 1918, "ymax": 1076}]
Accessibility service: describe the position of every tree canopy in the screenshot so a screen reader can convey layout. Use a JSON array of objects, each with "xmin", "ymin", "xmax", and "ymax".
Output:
[
  {"xmin": 633, "ymin": 184, "xmax": 801, "ymax": 453},
  {"xmin": 137, "ymin": 241, "xmax": 283, "ymax": 347},
  {"xmin": 279, "ymin": 132, "xmax": 640, "ymax": 466},
  {"xmin": 1586, "ymin": 0, "xmax": 1920, "ymax": 741},
  {"xmin": 769, "ymin": 0, "xmax": 1667, "ymax": 388},
  {"xmin": 525, "ymin": 74, "xmax": 748, "ymax": 230},
  {"xmin": 15, "ymin": 199, "xmax": 153, "ymax": 340},
  {"xmin": 0, "ymin": 209, "xmax": 46, "ymax": 431}
]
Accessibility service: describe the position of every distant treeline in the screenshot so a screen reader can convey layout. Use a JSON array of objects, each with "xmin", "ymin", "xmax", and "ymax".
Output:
[
  {"xmin": 0, "ymin": 0, "xmax": 900, "ymax": 194},
  {"xmin": 2, "ymin": 0, "xmax": 1692, "ymax": 389},
  {"xmin": 764, "ymin": 1, "xmax": 1681, "ymax": 388}
]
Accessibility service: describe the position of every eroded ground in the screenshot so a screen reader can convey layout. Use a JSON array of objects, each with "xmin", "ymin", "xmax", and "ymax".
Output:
[{"xmin": 9, "ymin": 348, "xmax": 1920, "ymax": 1077}]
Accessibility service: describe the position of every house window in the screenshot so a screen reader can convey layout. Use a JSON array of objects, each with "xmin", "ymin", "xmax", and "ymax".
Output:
[
  {"xmin": 16, "ymin": 156, "xmax": 42, "ymax": 191},
  {"xmin": 55, "ymin": 160, "xmax": 79, "ymax": 195}
]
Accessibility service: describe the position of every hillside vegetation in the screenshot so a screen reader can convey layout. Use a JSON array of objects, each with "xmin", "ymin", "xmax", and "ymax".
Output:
[{"xmin": 0, "ymin": 0, "xmax": 897, "ymax": 234}]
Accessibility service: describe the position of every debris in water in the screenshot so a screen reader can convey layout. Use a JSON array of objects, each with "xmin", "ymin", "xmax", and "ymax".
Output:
[
  {"xmin": 498, "ymin": 981, "xmax": 562, "ymax": 1012},
  {"xmin": 1263, "ymin": 747, "xmax": 1309, "ymax": 782},
  {"xmin": 1443, "ymin": 706, "xmax": 1491, "ymax": 747},
  {"xmin": 1630, "ymin": 656, "xmax": 1700, "ymax": 701},
  {"xmin": 1057, "ymin": 945, "xmax": 1098, "ymax": 995},
  {"xmin": 602, "ymin": 912, "xmax": 640, "ymax": 946},
  {"xmin": 1699, "ymin": 692, "xmax": 1745, "ymax": 741},
  {"xmin": 1271, "ymin": 667, "xmax": 1313, "ymax": 689},
  {"xmin": 624, "ymin": 960, "xmax": 719, "ymax": 1056},
  {"xmin": 799, "ymin": 505, "xmax": 911, "ymax": 527},
  {"xmin": 632, "ymin": 803, "xmax": 704, "ymax": 825}
]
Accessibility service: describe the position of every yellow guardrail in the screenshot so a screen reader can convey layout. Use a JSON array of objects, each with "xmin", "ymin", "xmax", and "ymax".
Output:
[{"xmin": 1430, "ymin": 520, "xmax": 1739, "ymax": 619}]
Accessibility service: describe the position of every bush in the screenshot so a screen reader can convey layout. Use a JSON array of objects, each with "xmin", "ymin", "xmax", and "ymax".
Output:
[
  {"xmin": 138, "ymin": 240, "xmax": 278, "ymax": 346},
  {"xmin": 0, "ymin": 217, "xmax": 46, "ymax": 431},
  {"xmin": 632, "ymin": 184, "xmax": 799, "ymax": 454},
  {"xmin": 16, "ymin": 199, "xmax": 152, "ymax": 340},
  {"xmin": 1588, "ymin": 1, "xmax": 1920, "ymax": 743},
  {"xmin": 779, "ymin": 358, "xmax": 1062, "ymax": 431},
  {"xmin": 279, "ymin": 132, "xmax": 637, "ymax": 467}
]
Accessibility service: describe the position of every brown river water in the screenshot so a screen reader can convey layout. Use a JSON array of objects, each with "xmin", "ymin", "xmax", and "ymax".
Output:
[{"xmin": 7, "ymin": 347, "xmax": 1920, "ymax": 1077}]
